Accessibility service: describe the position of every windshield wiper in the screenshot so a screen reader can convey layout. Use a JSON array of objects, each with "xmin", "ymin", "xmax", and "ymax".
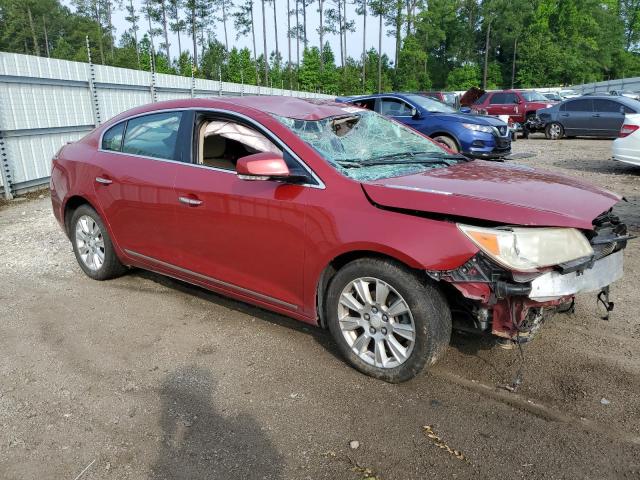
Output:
[{"xmin": 358, "ymin": 158, "xmax": 450, "ymax": 167}]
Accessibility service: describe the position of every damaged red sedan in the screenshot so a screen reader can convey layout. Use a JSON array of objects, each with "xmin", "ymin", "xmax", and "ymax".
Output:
[{"xmin": 50, "ymin": 97, "xmax": 629, "ymax": 382}]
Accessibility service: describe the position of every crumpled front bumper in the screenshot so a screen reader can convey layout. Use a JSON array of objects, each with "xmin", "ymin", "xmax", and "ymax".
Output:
[{"xmin": 529, "ymin": 250, "xmax": 624, "ymax": 301}]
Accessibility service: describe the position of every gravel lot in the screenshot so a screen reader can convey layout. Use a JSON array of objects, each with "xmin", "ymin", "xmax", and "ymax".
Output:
[{"xmin": 1, "ymin": 137, "xmax": 639, "ymax": 479}]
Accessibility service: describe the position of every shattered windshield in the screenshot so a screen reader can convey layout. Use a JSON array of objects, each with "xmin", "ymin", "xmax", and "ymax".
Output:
[{"xmin": 274, "ymin": 110, "xmax": 467, "ymax": 181}]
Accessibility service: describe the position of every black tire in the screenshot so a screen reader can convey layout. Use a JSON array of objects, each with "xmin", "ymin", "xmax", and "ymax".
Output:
[
  {"xmin": 325, "ymin": 258, "xmax": 452, "ymax": 383},
  {"xmin": 545, "ymin": 122, "xmax": 564, "ymax": 140},
  {"xmin": 432, "ymin": 135, "xmax": 459, "ymax": 153},
  {"xmin": 70, "ymin": 204, "xmax": 126, "ymax": 280}
]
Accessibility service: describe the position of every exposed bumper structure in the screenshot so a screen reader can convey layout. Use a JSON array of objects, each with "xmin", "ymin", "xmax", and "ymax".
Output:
[{"xmin": 529, "ymin": 251, "xmax": 623, "ymax": 301}]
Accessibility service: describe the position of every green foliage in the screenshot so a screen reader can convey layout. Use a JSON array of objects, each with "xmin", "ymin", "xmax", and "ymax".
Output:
[
  {"xmin": 446, "ymin": 65, "xmax": 481, "ymax": 90},
  {"xmin": 3, "ymin": 0, "xmax": 640, "ymax": 94}
]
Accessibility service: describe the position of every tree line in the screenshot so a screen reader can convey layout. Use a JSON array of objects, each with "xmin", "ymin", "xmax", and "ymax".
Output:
[{"xmin": 2, "ymin": 0, "xmax": 640, "ymax": 95}]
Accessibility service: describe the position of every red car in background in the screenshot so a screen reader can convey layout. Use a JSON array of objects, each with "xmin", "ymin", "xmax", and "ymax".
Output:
[
  {"xmin": 471, "ymin": 89, "xmax": 555, "ymax": 124},
  {"xmin": 50, "ymin": 96, "xmax": 627, "ymax": 382}
]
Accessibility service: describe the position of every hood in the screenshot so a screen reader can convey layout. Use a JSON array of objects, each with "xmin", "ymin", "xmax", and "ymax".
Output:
[
  {"xmin": 362, "ymin": 161, "xmax": 621, "ymax": 229},
  {"xmin": 460, "ymin": 87, "xmax": 485, "ymax": 107},
  {"xmin": 425, "ymin": 112, "xmax": 506, "ymax": 127}
]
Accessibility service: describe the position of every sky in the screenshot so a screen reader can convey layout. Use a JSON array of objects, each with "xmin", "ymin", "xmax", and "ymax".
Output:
[{"xmin": 64, "ymin": 0, "xmax": 397, "ymax": 65}]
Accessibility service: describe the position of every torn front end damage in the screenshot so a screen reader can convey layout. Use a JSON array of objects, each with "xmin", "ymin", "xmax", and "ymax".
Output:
[{"xmin": 427, "ymin": 211, "xmax": 630, "ymax": 344}]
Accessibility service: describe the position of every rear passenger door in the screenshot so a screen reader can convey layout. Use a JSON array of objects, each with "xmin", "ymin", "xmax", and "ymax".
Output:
[
  {"xmin": 593, "ymin": 99, "xmax": 625, "ymax": 137},
  {"xmin": 560, "ymin": 99, "xmax": 593, "ymax": 135},
  {"xmin": 93, "ymin": 110, "xmax": 190, "ymax": 263}
]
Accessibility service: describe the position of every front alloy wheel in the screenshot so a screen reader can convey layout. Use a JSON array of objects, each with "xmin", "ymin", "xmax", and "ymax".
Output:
[
  {"xmin": 326, "ymin": 258, "xmax": 451, "ymax": 383},
  {"xmin": 545, "ymin": 122, "xmax": 564, "ymax": 140},
  {"xmin": 338, "ymin": 277, "xmax": 416, "ymax": 369}
]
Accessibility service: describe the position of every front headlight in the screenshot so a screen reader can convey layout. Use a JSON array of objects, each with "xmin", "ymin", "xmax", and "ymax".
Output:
[
  {"xmin": 458, "ymin": 224, "xmax": 594, "ymax": 271},
  {"xmin": 462, "ymin": 123, "xmax": 493, "ymax": 134}
]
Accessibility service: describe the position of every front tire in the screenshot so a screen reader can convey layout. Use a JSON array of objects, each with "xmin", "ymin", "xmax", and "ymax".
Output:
[
  {"xmin": 432, "ymin": 135, "xmax": 459, "ymax": 153},
  {"xmin": 70, "ymin": 205, "xmax": 126, "ymax": 280},
  {"xmin": 325, "ymin": 259, "xmax": 451, "ymax": 383},
  {"xmin": 545, "ymin": 122, "xmax": 564, "ymax": 140}
]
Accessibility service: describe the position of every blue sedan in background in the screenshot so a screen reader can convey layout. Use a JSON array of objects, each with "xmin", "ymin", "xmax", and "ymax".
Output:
[{"xmin": 338, "ymin": 93, "xmax": 511, "ymax": 159}]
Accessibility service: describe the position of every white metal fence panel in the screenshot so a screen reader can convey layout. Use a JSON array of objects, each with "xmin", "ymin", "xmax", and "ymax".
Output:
[{"xmin": 0, "ymin": 52, "xmax": 330, "ymax": 199}]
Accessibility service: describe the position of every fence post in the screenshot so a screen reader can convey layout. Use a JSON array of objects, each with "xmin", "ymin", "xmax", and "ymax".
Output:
[
  {"xmin": 218, "ymin": 66, "xmax": 222, "ymax": 97},
  {"xmin": 86, "ymin": 36, "xmax": 102, "ymax": 126},
  {"xmin": 190, "ymin": 60, "xmax": 195, "ymax": 98},
  {"xmin": 0, "ymin": 131, "xmax": 13, "ymax": 200},
  {"xmin": 241, "ymin": 71, "xmax": 244, "ymax": 97},
  {"xmin": 150, "ymin": 44, "xmax": 158, "ymax": 102}
]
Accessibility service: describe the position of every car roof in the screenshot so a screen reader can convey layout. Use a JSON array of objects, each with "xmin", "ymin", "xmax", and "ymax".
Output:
[{"xmin": 109, "ymin": 96, "xmax": 352, "ymax": 122}]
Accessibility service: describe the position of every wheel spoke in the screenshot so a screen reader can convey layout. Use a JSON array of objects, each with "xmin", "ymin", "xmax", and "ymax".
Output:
[
  {"xmin": 392, "ymin": 322, "xmax": 415, "ymax": 341},
  {"xmin": 340, "ymin": 292, "xmax": 364, "ymax": 312},
  {"xmin": 353, "ymin": 279, "xmax": 373, "ymax": 306},
  {"xmin": 339, "ymin": 316, "xmax": 361, "ymax": 331},
  {"xmin": 386, "ymin": 336, "xmax": 408, "ymax": 363},
  {"xmin": 374, "ymin": 339, "xmax": 387, "ymax": 367},
  {"xmin": 387, "ymin": 299, "xmax": 409, "ymax": 317},
  {"xmin": 374, "ymin": 280, "xmax": 390, "ymax": 306},
  {"xmin": 352, "ymin": 333, "xmax": 370, "ymax": 354}
]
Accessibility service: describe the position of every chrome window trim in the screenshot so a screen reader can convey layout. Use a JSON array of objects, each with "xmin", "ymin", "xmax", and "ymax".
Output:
[
  {"xmin": 124, "ymin": 249, "xmax": 299, "ymax": 310},
  {"xmin": 97, "ymin": 106, "xmax": 326, "ymax": 189}
]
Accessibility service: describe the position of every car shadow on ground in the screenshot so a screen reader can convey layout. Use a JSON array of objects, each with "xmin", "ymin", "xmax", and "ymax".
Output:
[
  {"xmin": 149, "ymin": 365, "xmax": 284, "ymax": 480},
  {"xmin": 132, "ymin": 270, "xmax": 345, "ymax": 363},
  {"xmin": 131, "ymin": 270, "xmax": 497, "ymax": 373}
]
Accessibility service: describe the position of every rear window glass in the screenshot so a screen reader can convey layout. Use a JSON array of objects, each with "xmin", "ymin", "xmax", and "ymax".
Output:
[
  {"xmin": 101, "ymin": 123, "xmax": 125, "ymax": 152},
  {"xmin": 122, "ymin": 112, "xmax": 183, "ymax": 160}
]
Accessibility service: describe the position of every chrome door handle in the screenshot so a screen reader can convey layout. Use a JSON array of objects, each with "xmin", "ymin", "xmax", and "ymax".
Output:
[
  {"xmin": 95, "ymin": 177, "xmax": 112, "ymax": 184},
  {"xmin": 178, "ymin": 196, "xmax": 203, "ymax": 206}
]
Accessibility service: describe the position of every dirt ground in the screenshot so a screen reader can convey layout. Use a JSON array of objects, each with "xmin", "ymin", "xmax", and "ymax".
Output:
[{"xmin": 1, "ymin": 137, "xmax": 639, "ymax": 480}]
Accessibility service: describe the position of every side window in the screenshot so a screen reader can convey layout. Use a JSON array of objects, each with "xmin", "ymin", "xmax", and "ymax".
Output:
[
  {"xmin": 122, "ymin": 111, "xmax": 183, "ymax": 160},
  {"xmin": 623, "ymin": 104, "xmax": 637, "ymax": 114},
  {"xmin": 198, "ymin": 118, "xmax": 281, "ymax": 171},
  {"xmin": 474, "ymin": 93, "xmax": 489, "ymax": 104},
  {"xmin": 594, "ymin": 99, "xmax": 624, "ymax": 113},
  {"xmin": 490, "ymin": 93, "xmax": 507, "ymax": 104},
  {"xmin": 380, "ymin": 98, "xmax": 413, "ymax": 116},
  {"xmin": 353, "ymin": 98, "xmax": 375, "ymax": 110},
  {"xmin": 503, "ymin": 93, "xmax": 519, "ymax": 104},
  {"xmin": 101, "ymin": 122, "xmax": 125, "ymax": 152},
  {"xmin": 564, "ymin": 99, "xmax": 593, "ymax": 112}
]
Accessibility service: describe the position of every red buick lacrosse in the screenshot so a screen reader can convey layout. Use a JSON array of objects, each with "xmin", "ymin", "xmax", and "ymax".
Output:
[{"xmin": 50, "ymin": 96, "xmax": 628, "ymax": 382}]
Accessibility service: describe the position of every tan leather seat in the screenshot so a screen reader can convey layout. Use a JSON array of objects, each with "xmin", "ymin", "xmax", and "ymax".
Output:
[{"xmin": 202, "ymin": 135, "xmax": 235, "ymax": 170}]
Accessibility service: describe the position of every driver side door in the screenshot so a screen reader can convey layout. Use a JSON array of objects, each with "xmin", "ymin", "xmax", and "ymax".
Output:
[{"xmin": 169, "ymin": 112, "xmax": 309, "ymax": 311}]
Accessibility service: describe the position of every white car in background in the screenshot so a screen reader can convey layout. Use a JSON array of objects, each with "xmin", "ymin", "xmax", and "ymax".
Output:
[{"xmin": 612, "ymin": 113, "xmax": 640, "ymax": 166}]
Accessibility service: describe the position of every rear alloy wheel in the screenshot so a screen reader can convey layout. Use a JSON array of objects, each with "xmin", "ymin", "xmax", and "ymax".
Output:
[
  {"xmin": 432, "ymin": 135, "xmax": 459, "ymax": 153},
  {"xmin": 545, "ymin": 122, "xmax": 564, "ymax": 140},
  {"xmin": 326, "ymin": 259, "xmax": 451, "ymax": 383},
  {"xmin": 70, "ymin": 205, "xmax": 126, "ymax": 280}
]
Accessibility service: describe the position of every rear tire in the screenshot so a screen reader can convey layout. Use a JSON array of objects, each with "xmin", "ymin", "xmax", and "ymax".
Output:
[
  {"xmin": 325, "ymin": 258, "xmax": 451, "ymax": 383},
  {"xmin": 432, "ymin": 135, "xmax": 459, "ymax": 153},
  {"xmin": 70, "ymin": 205, "xmax": 126, "ymax": 280},
  {"xmin": 545, "ymin": 122, "xmax": 564, "ymax": 140}
]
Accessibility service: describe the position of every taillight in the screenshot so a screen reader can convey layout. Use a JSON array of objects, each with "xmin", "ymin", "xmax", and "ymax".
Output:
[{"xmin": 619, "ymin": 124, "xmax": 639, "ymax": 138}]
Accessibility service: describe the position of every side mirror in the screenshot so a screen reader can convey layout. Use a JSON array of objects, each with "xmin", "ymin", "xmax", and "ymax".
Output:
[
  {"xmin": 236, "ymin": 152, "xmax": 290, "ymax": 181},
  {"xmin": 514, "ymin": 97, "xmax": 521, "ymax": 104},
  {"xmin": 411, "ymin": 107, "xmax": 420, "ymax": 119}
]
